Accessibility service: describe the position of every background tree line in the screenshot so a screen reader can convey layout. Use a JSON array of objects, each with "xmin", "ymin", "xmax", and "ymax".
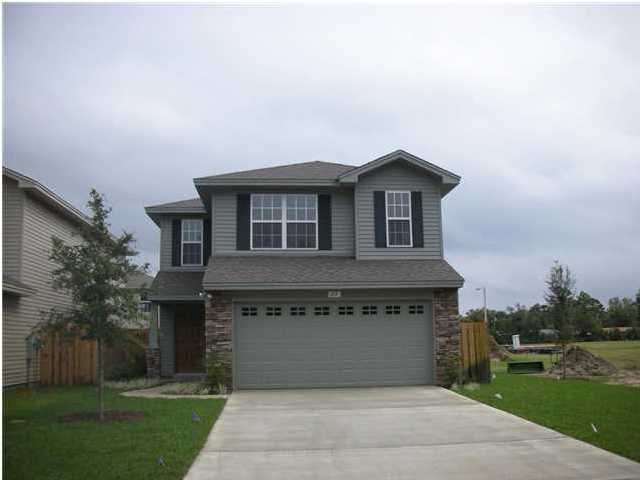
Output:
[{"xmin": 463, "ymin": 286, "xmax": 640, "ymax": 345}]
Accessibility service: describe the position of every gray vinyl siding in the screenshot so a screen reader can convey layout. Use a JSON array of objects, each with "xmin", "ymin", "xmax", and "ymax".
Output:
[
  {"xmin": 212, "ymin": 188, "xmax": 355, "ymax": 257},
  {"xmin": 3, "ymin": 193, "xmax": 78, "ymax": 386},
  {"xmin": 2, "ymin": 176, "xmax": 24, "ymax": 278},
  {"xmin": 355, "ymin": 162, "xmax": 443, "ymax": 260},
  {"xmin": 158, "ymin": 304, "xmax": 175, "ymax": 376},
  {"xmin": 158, "ymin": 215, "xmax": 208, "ymax": 271}
]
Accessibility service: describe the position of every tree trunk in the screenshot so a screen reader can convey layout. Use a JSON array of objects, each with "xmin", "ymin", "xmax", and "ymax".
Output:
[
  {"xmin": 562, "ymin": 342, "xmax": 566, "ymax": 380},
  {"xmin": 97, "ymin": 338, "xmax": 104, "ymax": 421}
]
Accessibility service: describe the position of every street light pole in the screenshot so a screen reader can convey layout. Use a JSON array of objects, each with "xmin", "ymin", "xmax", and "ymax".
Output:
[{"xmin": 476, "ymin": 287, "xmax": 487, "ymax": 325}]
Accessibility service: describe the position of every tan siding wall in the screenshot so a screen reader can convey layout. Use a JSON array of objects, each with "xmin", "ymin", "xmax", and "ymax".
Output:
[
  {"xmin": 2, "ymin": 193, "xmax": 78, "ymax": 386},
  {"xmin": 2, "ymin": 176, "xmax": 24, "ymax": 277},
  {"xmin": 355, "ymin": 162, "xmax": 443, "ymax": 260},
  {"xmin": 213, "ymin": 188, "xmax": 355, "ymax": 257}
]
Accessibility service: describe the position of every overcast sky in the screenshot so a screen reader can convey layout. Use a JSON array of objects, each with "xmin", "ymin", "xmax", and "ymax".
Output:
[{"xmin": 4, "ymin": 5, "xmax": 639, "ymax": 312}]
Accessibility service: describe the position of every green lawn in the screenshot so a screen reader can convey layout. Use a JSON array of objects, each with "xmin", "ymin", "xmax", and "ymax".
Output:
[
  {"xmin": 492, "ymin": 340, "xmax": 640, "ymax": 374},
  {"xmin": 458, "ymin": 373, "xmax": 640, "ymax": 463},
  {"xmin": 580, "ymin": 341, "xmax": 640, "ymax": 370},
  {"xmin": 3, "ymin": 386, "xmax": 225, "ymax": 480}
]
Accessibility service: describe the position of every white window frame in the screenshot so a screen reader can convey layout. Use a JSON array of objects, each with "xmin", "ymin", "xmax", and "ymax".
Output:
[
  {"xmin": 181, "ymin": 218, "xmax": 204, "ymax": 266},
  {"xmin": 385, "ymin": 190, "xmax": 413, "ymax": 248},
  {"xmin": 250, "ymin": 194, "xmax": 318, "ymax": 250}
]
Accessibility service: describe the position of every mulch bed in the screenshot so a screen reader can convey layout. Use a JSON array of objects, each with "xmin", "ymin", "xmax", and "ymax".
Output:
[{"xmin": 58, "ymin": 410, "xmax": 145, "ymax": 423}]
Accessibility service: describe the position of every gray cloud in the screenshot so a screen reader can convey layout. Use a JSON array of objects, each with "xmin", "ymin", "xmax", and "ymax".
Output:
[{"xmin": 4, "ymin": 5, "xmax": 639, "ymax": 311}]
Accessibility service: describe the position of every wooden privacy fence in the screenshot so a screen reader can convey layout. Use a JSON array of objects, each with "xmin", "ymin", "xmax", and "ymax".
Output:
[
  {"xmin": 461, "ymin": 322, "xmax": 491, "ymax": 383},
  {"xmin": 40, "ymin": 334, "xmax": 97, "ymax": 385},
  {"xmin": 39, "ymin": 330, "xmax": 148, "ymax": 386}
]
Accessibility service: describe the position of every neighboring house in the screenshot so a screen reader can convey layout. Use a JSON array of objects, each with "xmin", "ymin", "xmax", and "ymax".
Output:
[
  {"xmin": 145, "ymin": 150, "xmax": 464, "ymax": 389},
  {"xmin": 2, "ymin": 167, "xmax": 90, "ymax": 387},
  {"xmin": 2, "ymin": 167, "xmax": 151, "ymax": 387},
  {"xmin": 124, "ymin": 271, "xmax": 155, "ymax": 330}
]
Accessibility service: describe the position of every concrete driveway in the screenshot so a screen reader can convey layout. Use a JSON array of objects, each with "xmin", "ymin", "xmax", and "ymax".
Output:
[{"xmin": 185, "ymin": 386, "xmax": 640, "ymax": 480}]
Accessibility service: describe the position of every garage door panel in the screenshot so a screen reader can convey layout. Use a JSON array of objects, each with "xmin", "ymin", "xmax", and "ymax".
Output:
[{"xmin": 235, "ymin": 301, "xmax": 433, "ymax": 389}]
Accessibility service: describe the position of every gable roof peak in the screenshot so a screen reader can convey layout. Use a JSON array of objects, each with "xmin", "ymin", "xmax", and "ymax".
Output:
[{"xmin": 338, "ymin": 149, "xmax": 461, "ymax": 196}]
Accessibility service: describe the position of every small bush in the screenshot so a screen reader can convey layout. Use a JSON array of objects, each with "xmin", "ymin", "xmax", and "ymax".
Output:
[
  {"xmin": 106, "ymin": 355, "xmax": 146, "ymax": 381},
  {"xmin": 204, "ymin": 355, "xmax": 227, "ymax": 394}
]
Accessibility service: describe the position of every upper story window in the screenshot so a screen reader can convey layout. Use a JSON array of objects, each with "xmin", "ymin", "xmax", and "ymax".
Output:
[
  {"xmin": 181, "ymin": 219, "xmax": 203, "ymax": 265},
  {"xmin": 251, "ymin": 194, "xmax": 317, "ymax": 249},
  {"xmin": 386, "ymin": 191, "xmax": 412, "ymax": 247}
]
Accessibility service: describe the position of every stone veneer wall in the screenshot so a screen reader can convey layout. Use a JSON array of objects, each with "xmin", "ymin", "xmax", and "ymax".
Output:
[
  {"xmin": 205, "ymin": 293, "xmax": 233, "ymax": 390},
  {"xmin": 145, "ymin": 348, "xmax": 161, "ymax": 378},
  {"xmin": 433, "ymin": 288, "xmax": 461, "ymax": 386}
]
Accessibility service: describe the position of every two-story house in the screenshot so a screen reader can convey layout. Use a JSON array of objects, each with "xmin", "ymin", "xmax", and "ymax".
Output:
[
  {"xmin": 3, "ymin": 167, "xmax": 154, "ymax": 387},
  {"xmin": 145, "ymin": 150, "xmax": 464, "ymax": 389},
  {"xmin": 2, "ymin": 167, "xmax": 90, "ymax": 387}
]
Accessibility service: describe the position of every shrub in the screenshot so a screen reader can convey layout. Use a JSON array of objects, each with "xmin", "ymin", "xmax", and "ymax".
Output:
[
  {"xmin": 204, "ymin": 355, "xmax": 227, "ymax": 394},
  {"xmin": 105, "ymin": 351, "xmax": 146, "ymax": 381}
]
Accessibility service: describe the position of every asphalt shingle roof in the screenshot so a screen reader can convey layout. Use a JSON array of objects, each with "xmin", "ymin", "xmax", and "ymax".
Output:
[
  {"xmin": 203, "ymin": 257, "xmax": 464, "ymax": 290},
  {"xmin": 126, "ymin": 271, "xmax": 155, "ymax": 290},
  {"xmin": 195, "ymin": 161, "xmax": 356, "ymax": 182},
  {"xmin": 145, "ymin": 198, "xmax": 205, "ymax": 212},
  {"xmin": 149, "ymin": 271, "xmax": 205, "ymax": 299}
]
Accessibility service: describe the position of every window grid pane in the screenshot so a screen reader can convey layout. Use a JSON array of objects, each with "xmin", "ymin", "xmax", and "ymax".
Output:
[
  {"xmin": 387, "ymin": 192, "xmax": 410, "ymax": 219},
  {"xmin": 286, "ymin": 223, "xmax": 316, "ymax": 249},
  {"xmin": 252, "ymin": 223, "xmax": 282, "ymax": 249},
  {"xmin": 286, "ymin": 194, "xmax": 316, "ymax": 222},
  {"xmin": 388, "ymin": 219, "xmax": 411, "ymax": 246},
  {"xmin": 182, "ymin": 243, "xmax": 201, "ymax": 265}
]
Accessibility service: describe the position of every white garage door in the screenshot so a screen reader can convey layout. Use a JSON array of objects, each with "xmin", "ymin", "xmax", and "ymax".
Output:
[{"xmin": 234, "ymin": 301, "xmax": 433, "ymax": 389}]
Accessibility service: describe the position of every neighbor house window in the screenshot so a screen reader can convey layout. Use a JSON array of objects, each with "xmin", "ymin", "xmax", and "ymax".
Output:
[
  {"xmin": 251, "ymin": 194, "xmax": 317, "ymax": 249},
  {"xmin": 386, "ymin": 191, "xmax": 412, "ymax": 247},
  {"xmin": 182, "ymin": 219, "xmax": 203, "ymax": 265}
]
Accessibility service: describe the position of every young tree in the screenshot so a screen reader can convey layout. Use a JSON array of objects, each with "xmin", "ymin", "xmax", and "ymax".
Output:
[
  {"xmin": 38, "ymin": 190, "xmax": 144, "ymax": 420},
  {"xmin": 545, "ymin": 261, "xmax": 576, "ymax": 379}
]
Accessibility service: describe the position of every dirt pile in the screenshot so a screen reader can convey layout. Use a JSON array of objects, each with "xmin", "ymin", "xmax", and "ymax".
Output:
[
  {"xmin": 489, "ymin": 336, "xmax": 510, "ymax": 360},
  {"xmin": 549, "ymin": 345, "xmax": 617, "ymax": 377}
]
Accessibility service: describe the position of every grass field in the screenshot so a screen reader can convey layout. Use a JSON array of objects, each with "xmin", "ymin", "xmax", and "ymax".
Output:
[
  {"xmin": 580, "ymin": 341, "xmax": 640, "ymax": 370},
  {"xmin": 3, "ymin": 386, "xmax": 225, "ymax": 480},
  {"xmin": 458, "ymin": 373, "xmax": 640, "ymax": 463},
  {"xmin": 494, "ymin": 340, "xmax": 640, "ymax": 374}
]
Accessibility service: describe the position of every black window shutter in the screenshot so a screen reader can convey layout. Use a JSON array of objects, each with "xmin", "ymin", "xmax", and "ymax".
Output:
[
  {"xmin": 236, "ymin": 194, "xmax": 250, "ymax": 250},
  {"xmin": 203, "ymin": 218, "xmax": 212, "ymax": 264},
  {"xmin": 172, "ymin": 219, "xmax": 182, "ymax": 266},
  {"xmin": 374, "ymin": 191, "xmax": 387, "ymax": 248},
  {"xmin": 318, "ymin": 194, "xmax": 332, "ymax": 250},
  {"xmin": 411, "ymin": 191, "xmax": 424, "ymax": 248}
]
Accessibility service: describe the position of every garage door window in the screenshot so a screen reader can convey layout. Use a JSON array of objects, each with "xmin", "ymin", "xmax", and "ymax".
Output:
[
  {"xmin": 385, "ymin": 305, "xmax": 402, "ymax": 315},
  {"xmin": 338, "ymin": 306, "xmax": 354, "ymax": 316},
  {"xmin": 314, "ymin": 306, "xmax": 331, "ymax": 316},
  {"xmin": 290, "ymin": 306, "xmax": 307, "ymax": 316},
  {"xmin": 409, "ymin": 304, "xmax": 425, "ymax": 314},
  {"xmin": 361, "ymin": 305, "xmax": 378, "ymax": 315},
  {"xmin": 266, "ymin": 306, "xmax": 282, "ymax": 316},
  {"xmin": 241, "ymin": 306, "xmax": 258, "ymax": 316}
]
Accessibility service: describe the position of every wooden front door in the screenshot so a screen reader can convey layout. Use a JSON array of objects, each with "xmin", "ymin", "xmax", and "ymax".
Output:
[{"xmin": 175, "ymin": 303, "xmax": 205, "ymax": 373}]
